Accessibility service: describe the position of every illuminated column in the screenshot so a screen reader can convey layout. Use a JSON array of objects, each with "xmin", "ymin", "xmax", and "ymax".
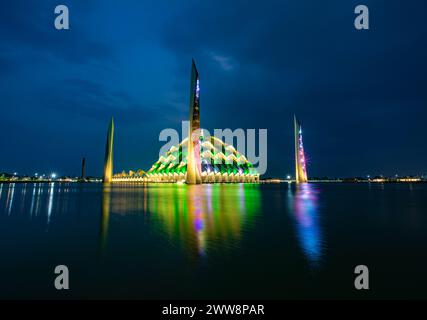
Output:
[
  {"xmin": 294, "ymin": 115, "xmax": 308, "ymax": 183},
  {"xmin": 186, "ymin": 59, "xmax": 202, "ymax": 184},
  {"xmin": 103, "ymin": 117, "xmax": 114, "ymax": 183}
]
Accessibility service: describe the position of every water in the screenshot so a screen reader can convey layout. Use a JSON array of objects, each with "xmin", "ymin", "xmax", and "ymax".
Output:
[{"xmin": 0, "ymin": 182, "xmax": 426, "ymax": 299}]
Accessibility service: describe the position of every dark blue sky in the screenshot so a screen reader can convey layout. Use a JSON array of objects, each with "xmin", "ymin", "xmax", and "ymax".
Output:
[{"xmin": 1, "ymin": 0, "xmax": 426, "ymax": 178}]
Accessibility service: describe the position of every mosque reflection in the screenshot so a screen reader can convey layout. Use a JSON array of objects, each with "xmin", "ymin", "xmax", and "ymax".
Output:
[
  {"xmin": 288, "ymin": 183, "xmax": 323, "ymax": 267},
  {"xmin": 0, "ymin": 182, "xmax": 321, "ymax": 265},
  {"xmin": 100, "ymin": 184, "xmax": 261, "ymax": 258}
]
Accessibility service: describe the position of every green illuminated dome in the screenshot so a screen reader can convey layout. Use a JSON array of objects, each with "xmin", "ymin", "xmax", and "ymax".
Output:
[{"xmin": 146, "ymin": 135, "xmax": 259, "ymax": 183}]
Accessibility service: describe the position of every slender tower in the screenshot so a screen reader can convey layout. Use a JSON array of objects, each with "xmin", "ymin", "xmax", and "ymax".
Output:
[
  {"xmin": 294, "ymin": 115, "xmax": 308, "ymax": 183},
  {"xmin": 186, "ymin": 59, "xmax": 202, "ymax": 184},
  {"xmin": 103, "ymin": 117, "xmax": 114, "ymax": 183},
  {"xmin": 81, "ymin": 157, "xmax": 86, "ymax": 179}
]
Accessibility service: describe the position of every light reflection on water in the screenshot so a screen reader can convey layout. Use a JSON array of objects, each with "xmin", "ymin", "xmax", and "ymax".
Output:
[
  {"xmin": 0, "ymin": 182, "xmax": 325, "ymax": 268},
  {"xmin": 6, "ymin": 183, "xmax": 15, "ymax": 216},
  {"xmin": 47, "ymin": 183, "xmax": 55, "ymax": 226},
  {"xmin": 1, "ymin": 183, "xmax": 91, "ymax": 223},
  {"xmin": 2, "ymin": 182, "xmax": 427, "ymax": 298},
  {"xmin": 288, "ymin": 183, "xmax": 323, "ymax": 267},
  {"xmin": 99, "ymin": 185, "xmax": 111, "ymax": 256},
  {"xmin": 100, "ymin": 184, "xmax": 262, "ymax": 259}
]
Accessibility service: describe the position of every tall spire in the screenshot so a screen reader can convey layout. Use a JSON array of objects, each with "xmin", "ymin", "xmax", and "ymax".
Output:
[
  {"xmin": 189, "ymin": 59, "xmax": 200, "ymax": 132},
  {"xmin": 294, "ymin": 115, "xmax": 308, "ymax": 183},
  {"xmin": 103, "ymin": 117, "xmax": 114, "ymax": 183},
  {"xmin": 186, "ymin": 59, "xmax": 202, "ymax": 184},
  {"xmin": 81, "ymin": 157, "xmax": 86, "ymax": 179}
]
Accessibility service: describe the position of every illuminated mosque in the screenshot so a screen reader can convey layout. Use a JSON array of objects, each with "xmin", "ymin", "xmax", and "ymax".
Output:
[{"xmin": 103, "ymin": 60, "xmax": 260, "ymax": 184}]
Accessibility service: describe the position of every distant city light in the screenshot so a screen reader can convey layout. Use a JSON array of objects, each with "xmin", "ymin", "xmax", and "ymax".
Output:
[
  {"xmin": 13, "ymin": 172, "xmax": 17, "ymax": 175},
  {"xmin": 51, "ymin": 173, "xmax": 57, "ymax": 179},
  {"xmin": 287, "ymin": 175, "xmax": 291, "ymax": 180}
]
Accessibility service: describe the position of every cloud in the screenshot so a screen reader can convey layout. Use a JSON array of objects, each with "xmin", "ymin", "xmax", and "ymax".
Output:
[
  {"xmin": 210, "ymin": 52, "xmax": 235, "ymax": 71},
  {"xmin": 1, "ymin": 0, "xmax": 427, "ymax": 176},
  {"xmin": 35, "ymin": 78, "xmax": 187, "ymax": 129}
]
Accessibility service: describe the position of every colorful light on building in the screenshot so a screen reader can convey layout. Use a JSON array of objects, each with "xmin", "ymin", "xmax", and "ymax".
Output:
[{"xmin": 294, "ymin": 115, "xmax": 308, "ymax": 183}]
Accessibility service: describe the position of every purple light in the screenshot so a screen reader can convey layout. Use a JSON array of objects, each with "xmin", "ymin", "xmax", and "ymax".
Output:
[
  {"xmin": 194, "ymin": 218, "xmax": 203, "ymax": 231},
  {"xmin": 196, "ymin": 79, "xmax": 200, "ymax": 98}
]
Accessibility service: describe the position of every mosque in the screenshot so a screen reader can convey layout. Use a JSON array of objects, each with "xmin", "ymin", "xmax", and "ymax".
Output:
[{"xmin": 103, "ymin": 60, "xmax": 260, "ymax": 184}]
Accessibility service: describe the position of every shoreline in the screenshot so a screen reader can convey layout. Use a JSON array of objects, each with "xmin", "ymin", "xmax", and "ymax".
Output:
[{"xmin": 0, "ymin": 180, "xmax": 425, "ymax": 184}]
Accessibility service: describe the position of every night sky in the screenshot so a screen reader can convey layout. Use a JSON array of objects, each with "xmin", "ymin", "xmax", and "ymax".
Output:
[{"xmin": 1, "ymin": 0, "xmax": 426, "ymax": 178}]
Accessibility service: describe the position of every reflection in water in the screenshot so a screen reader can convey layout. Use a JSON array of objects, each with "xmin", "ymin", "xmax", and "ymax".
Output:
[
  {"xmin": 1, "ymin": 183, "xmax": 70, "ymax": 223},
  {"xmin": 47, "ymin": 183, "xmax": 55, "ymax": 226},
  {"xmin": 288, "ymin": 183, "xmax": 323, "ymax": 267},
  {"xmin": 35, "ymin": 184, "xmax": 43, "ymax": 217},
  {"xmin": 29, "ymin": 184, "xmax": 37, "ymax": 217},
  {"xmin": 101, "ymin": 184, "xmax": 261, "ymax": 259},
  {"xmin": 148, "ymin": 184, "xmax": 261, "ymax": 259},
  {"xmin": 20, "ymin": 184, "xmax": 26, "ymax": 213},
  {"xmin": 6, "ymin": 183, "xmax": 15, "ymax": 216},
  {"xmin": 99, "ymin": 185, "xmax": 111, "ymax": 256}
]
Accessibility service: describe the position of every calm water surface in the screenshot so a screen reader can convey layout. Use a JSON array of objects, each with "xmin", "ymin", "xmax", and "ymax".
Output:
[{"xmin": 0, "ymin": 182, "xmax": 426, "ymax": 299}]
